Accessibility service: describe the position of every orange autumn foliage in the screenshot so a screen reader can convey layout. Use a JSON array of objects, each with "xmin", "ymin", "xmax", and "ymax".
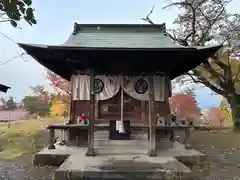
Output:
[
  {"xmin": 205, "ymin": 107, "xmax": 225, "ymax": 126},
  {"xmin": 169, "ymin": 93, "xmax": 200, "ymax": 120}
]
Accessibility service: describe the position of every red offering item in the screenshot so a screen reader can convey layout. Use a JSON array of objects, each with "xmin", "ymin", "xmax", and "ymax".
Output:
[{"xmin": 79, "ymin": 115, "xmax": 85, "ymax": 120}]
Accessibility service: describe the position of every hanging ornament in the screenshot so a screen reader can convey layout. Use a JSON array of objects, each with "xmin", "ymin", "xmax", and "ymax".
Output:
[
  {"xmin": 119, "ymin": 120, "xmax": 125, "ymax": 133},
  {"xmin": 119, "ymin": 75, "xmax": 125, "ymax": 134},
  {"xmin": 94, "ymin": 78, "xmax": 104, "ymax": 94},
  {"xmin": 135, "ymin": 78, "xmax": 148, "ymax": 94}
]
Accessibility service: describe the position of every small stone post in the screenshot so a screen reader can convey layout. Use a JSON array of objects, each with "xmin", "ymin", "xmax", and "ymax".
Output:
[{"xmin": 48, "ymin": 128, "xmax": 56, "ymax": 149}]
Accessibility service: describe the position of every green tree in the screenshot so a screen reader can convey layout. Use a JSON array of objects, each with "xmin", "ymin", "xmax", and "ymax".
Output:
[
  {"xmin": 22, "ymin": 96, "xmax": 50, "ymax": 116},
  {"xmin": 30, "ymin": 85, "xmax": 50, "ymax": 105},
  {"xmin": 0, "ymin": 0, "xmax": 36, "ymax": 27},
  {"xmin": 143, "ymin": 0, "xmax": 240, "ymax": 131},
  {"xmin": 6, "ymin": 96, "xmax": 17, "ymax": 110}
]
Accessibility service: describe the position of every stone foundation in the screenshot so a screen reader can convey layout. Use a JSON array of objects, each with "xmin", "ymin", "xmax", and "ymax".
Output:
[{"xmin": 33, "ymin": 140, "xmax": 205, "ymax": 180}]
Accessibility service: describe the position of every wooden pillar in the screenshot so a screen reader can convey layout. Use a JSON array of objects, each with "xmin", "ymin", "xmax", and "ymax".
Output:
[
  {"xmin": 95, "ymin": 100, "xmax": 99, "ymax": 120},
  {"xmin": 147, "ymin": 76, "xmax": 157, "ymax": 157},
  {"xmin": 141, "ymin": 101, "xmax": 146, "ymax": 123},
  {"xmin": 69, "ymin": 75, "xmax": 75, "ymax": 124},
  {"xmin": 86, "ymin": 69, "xmax": 96, "ymax": 156},
  {"xmin": 169, "ymin": 130, "xmax": 175, "ymax": 142}
]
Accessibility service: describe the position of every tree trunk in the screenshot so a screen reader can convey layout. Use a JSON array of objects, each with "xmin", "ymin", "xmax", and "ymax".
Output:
[{"xmin": 228, "ymin": 94, "xmax": 240, "ymax": 132}]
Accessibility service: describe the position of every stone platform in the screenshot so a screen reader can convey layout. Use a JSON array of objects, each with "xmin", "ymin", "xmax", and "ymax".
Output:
[
  {"xmin": 33, "ymin": 140, "xmax": 205, "ymax": 180},
  {"xmin": 56, "ymin": 154, "xmax": 191, "ymax": 180}
]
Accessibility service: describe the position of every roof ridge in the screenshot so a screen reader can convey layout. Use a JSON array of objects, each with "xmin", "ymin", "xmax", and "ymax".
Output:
[{"xmin": 72, "ymin": 23, "xmax": 166, "ymax": 35}]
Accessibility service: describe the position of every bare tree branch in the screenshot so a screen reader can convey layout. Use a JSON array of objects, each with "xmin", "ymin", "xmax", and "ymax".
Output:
[
  {"xmin": 185, "ymin": 72, "xmax": 203, "ymax": 83},
  {"xmin": 0, "ymin": 19, "xmax": 11, "ymax": 23},
  {"xmin": 214, "ymin": 60, "xmax": 229, "ymax": 70},
  {"xmin": 196, "ymin": 5, "xmax": 227, "ymax": 45},
  {"xmin": 141, "ymin": 5, "xmax": 190, "ymax": 46},
  {"xmin": 202, "ymin": 61, "xmax": 225, "ymax": 80},
  {"xmin": 141, "ymin": 5, "xmax": 155, "ymax": 25},
  {"xmin": 163, "ymin": 1, "xmax": 197, "ymax": 43},
  {"xmin": 192, "ymin": 70, "xmax": 227, "ymax": 96}
]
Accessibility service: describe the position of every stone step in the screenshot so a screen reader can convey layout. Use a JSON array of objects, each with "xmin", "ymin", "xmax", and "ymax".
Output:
[
  {"xmin": 131, "ymin": 133, "xmax": 148, "ymax": 140},
  {"xmin": 94, "ymin": 140, "xmax": 148, "ymax": 155},
  {"xmin": 94, "ymin": 139, "xmax": 173, "ymax": 148},
  {"xmin": 94, "ymin": 140, "xmax": 148, "ymax": 147},
  {"xmin": 55, "ymin": 154, "xmax": 193, "ymax": 180},
  {"xmin": 94, "ymin": 130, "xmax": 108, "ymax": 137},
  {"xmin": 95, "ymin": 147, "xmax": 148, "ymax": 155}
]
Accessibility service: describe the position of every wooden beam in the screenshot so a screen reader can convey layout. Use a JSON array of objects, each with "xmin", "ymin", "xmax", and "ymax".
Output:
[
  {"xmin": 147, "ymin": 76, "xmax": 157, "ymax": 157},
  {"xmin": 86, "ymin": 69, "xmax": 96, "ymax": 156}
]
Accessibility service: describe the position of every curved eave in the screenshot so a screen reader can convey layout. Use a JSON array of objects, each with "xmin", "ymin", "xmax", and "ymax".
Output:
[
  {"xmin": 19, "ymin": 43, "xmax": 197, "ymax": 51},
  {"xmin": 18, "ymin": 43, "xmax": 222, "ymax": 80},
  {"xmin": 0, "ymin": 84, "xmax": 11, "ymax": 93}
]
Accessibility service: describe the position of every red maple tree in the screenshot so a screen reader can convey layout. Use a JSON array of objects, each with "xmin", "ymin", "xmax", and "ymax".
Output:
[
  {"xmin": 169, "ymin": 93, "xmax": 200, "ymax": 121},
  {"xmin": 45, "ymin": 70, "xmax": 71, "ymax": 113},
  {"xmin": 46, "ymin": 70, "xmax": 71, "ymax": 95}
]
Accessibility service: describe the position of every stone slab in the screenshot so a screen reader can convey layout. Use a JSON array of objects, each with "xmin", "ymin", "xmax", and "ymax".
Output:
[
  {"xmin": 165, "ymin": 142, "xmax": 206, "ymax": 167},
  {"xmin": 33, "ymin": 145, "xmax": 86, "ymax": 166},
  {"xmin": 55, "ymin": 154, "xmax": 192, "ymax": 180},
  {"xmin": 35, "ymin": 144, "xmax": 85, "ymax": 155}
]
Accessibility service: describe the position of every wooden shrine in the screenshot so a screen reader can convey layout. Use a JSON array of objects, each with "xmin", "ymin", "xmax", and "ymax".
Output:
[{"xmin": 18, "ymin": 23, "xmax": 222, "ymax": 157}]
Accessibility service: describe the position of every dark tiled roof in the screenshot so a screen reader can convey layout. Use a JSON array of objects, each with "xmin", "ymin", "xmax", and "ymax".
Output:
[
  {"xmin": 18, "ymin": 23, "xmax": 222, "ymax": 80},
  {"xmin": 62, "ymin": 23, "xmax": 176, "ymax": 48}
]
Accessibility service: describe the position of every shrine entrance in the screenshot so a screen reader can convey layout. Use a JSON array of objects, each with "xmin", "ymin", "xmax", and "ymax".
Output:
[
  {"xmin": 93, "ymin": 76, "xmax": 150, "ymax": 140},
  {"xmin": 99, "ymin": 90, "xmax": 144, "ymax": 140},
  {"xmin": 70, "ymin": 74, "xmax": 170, "ymax": 141},
  {"xmin": 98, "ymin": 91, "xmax": 143, "ymax": 123}
]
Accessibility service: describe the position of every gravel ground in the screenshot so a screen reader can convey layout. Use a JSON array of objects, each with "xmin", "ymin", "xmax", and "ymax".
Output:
[
  {"xmin": 187, "ymin": 130, "xmax": 240, "ymax": 180},
  {"xmin": 0, "ymin": 155, "xmax": 56, "ymax": 180},
  {"xmin": 0, "ymin": 130, "xmax": 240, "ymax": 180}
]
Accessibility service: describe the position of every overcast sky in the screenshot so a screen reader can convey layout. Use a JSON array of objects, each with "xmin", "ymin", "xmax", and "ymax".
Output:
[{"xmin": 0, "ymin": 0, "xmax": 239, "ymax": 107}]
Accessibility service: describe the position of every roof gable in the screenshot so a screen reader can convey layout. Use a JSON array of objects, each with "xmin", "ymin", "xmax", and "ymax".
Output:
[{"xmin": 63, "ymin": 23, "xmax": 177, "ymax": 48}]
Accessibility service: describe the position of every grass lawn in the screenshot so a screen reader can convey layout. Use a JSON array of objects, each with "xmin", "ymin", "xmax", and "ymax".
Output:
[{"xmin": 0, "ymin": 117, "xmax": 66, "ymax": 160}]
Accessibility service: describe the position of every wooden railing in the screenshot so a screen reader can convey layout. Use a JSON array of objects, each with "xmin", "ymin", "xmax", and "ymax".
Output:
[{"xmin": 46, "ymin": 122, "xmax": 191, "ymax": 150}]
